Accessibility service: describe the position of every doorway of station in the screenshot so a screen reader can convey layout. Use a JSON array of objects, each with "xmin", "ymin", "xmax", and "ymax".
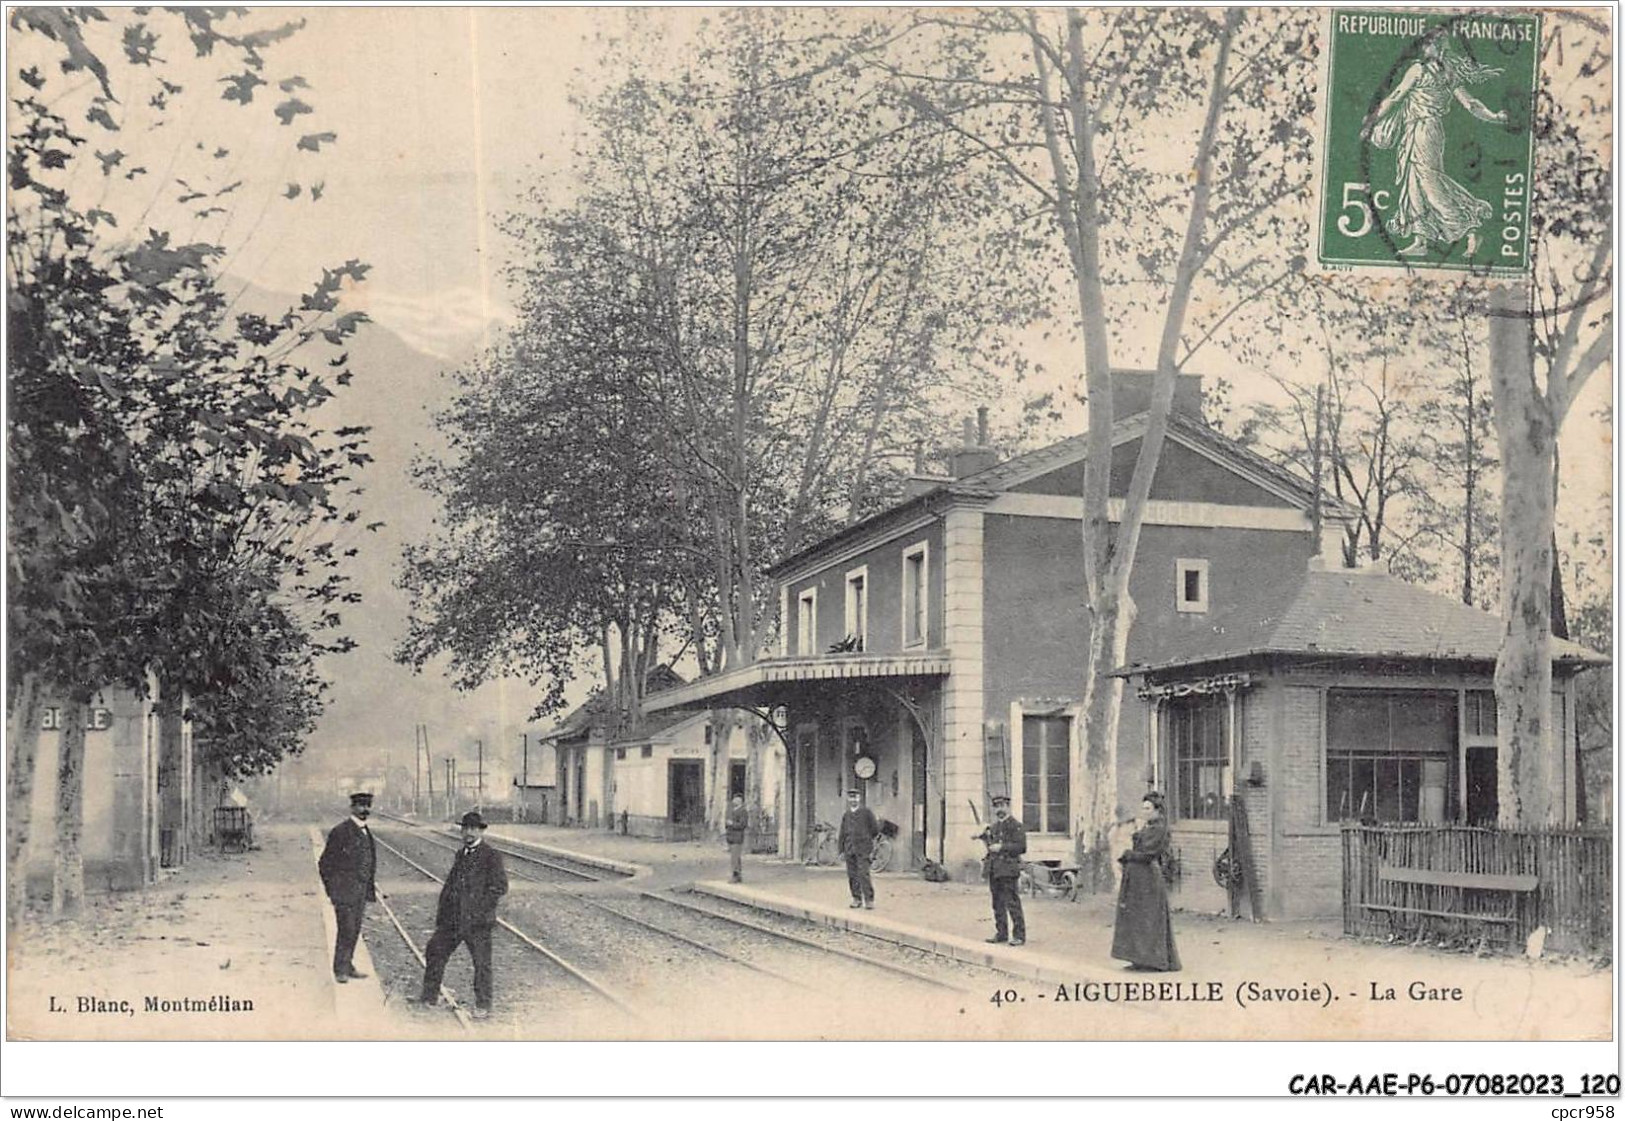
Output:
[
  {"xmin": 668, "ymin": 760, "xmax": 706, "ymax": 834},
  {"xmin": 910, "ymin": 722, "xmax": 928, "ymax": 866},
  {"xmin": 1465, "ymin": 745, "xmax": 1498, "ymax": 826}
]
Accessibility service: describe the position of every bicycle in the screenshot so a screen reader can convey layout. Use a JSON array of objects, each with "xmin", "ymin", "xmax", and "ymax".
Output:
[
  {"xmin": 804, "ymin": 821, "xmax": 839, "ymax": 866},
  {"xmin": 870, "ymin": 819, "xmax": 899, "ymax": 873}
]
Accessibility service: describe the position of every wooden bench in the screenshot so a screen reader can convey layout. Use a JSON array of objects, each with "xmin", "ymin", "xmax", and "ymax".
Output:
[{"xmin": 1366, "ymin": 864, "xmax": 1538, "ymax": 933}]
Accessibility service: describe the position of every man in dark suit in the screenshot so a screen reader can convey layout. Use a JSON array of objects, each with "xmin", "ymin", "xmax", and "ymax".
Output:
[
  {"xmin": 418, "ymin": 811, "xmax": 509, "ymax": 1019},
  {"xmin": 981, "ymin": 793, "xmax": 1027, "ymax": 946},
  {"xmin": 318, "ymin": 792, "xmax": 378, "ymax": 983},
  {"xmin": 837, "ymin": 789, "xmax": 878, "ymax": 910}
]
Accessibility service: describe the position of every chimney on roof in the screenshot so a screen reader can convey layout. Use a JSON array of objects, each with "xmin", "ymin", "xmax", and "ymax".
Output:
[
  {"xmin": 1110, "ymin": 371, "xmax": 1205, "ymax": 422},
  {"xmin": 948, "ymin": 407, "xmax": 999, "ymax": 480}
]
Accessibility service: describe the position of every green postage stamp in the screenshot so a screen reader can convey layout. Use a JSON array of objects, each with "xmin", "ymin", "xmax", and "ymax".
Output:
[{"xmin": 1316, "ymin": 9, "xmax": 1540, "ymax": 275}]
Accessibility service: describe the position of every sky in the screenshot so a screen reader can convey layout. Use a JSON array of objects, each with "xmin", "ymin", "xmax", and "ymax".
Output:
[{"xmin": 8, "ymin": 7, "xmax": 1613, "ymax": 774}]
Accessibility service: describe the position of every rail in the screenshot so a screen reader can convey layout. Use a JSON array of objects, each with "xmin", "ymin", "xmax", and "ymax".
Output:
[{"xmin": 371, "ymin": 830, "xmax": 640, "ymax": 1017}]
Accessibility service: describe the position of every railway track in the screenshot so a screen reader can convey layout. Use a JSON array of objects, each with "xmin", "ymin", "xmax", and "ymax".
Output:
[
  {"xmin": 380, "ymin": 826, "xmax": 814, "ymax": 992},
  {"xmin": 371, "ymin": 831, "xmax": 641, "ymax": 1020},
  {"xmin": 374, "ymin": 816, "xmax": 982, "ymax": 998}
]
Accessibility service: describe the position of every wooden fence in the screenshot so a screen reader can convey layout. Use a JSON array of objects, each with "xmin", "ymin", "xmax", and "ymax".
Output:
[{"xmin": 1342, "ymin": 824, "xmax": 1612, "ymax": 955}]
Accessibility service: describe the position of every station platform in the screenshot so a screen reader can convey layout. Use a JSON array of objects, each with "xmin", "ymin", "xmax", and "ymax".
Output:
[
  {"xmin": 6, "ymin": 822, "xmax": 391, "ymax": 1040},
  {"xmin": 486, "ymin": 820, "xmax": 1614, "ymax": 1041}
]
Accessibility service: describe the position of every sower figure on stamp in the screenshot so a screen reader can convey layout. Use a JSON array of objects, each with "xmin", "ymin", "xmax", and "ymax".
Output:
[
  {"xmin": 419, "ymin": 811, "xmax": 509, "ymax": 1019},
  {"xmin": 980, "ymin": 794, "xmax": 1027, "ymax": 946},
  {"xmin": 837, "ymin": 788, "xmax": 878, "ymax": 909},
  {"xmin": 725, "ymin": 793, "xmax": 748, "ymax": 883},
  {"xmin": 318, "ymin": 792, "xmax": 377, "ymax": 983}
]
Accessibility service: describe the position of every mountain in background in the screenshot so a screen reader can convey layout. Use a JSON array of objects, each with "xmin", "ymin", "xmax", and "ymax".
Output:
[{"xmin": 231, "ymin": 281, "xmax": 557, "ymax": 786}]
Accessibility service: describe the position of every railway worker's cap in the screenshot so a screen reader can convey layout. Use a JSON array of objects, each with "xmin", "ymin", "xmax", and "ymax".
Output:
[
  {"xmin": 459, "ymin": 810, "xmax": 488, "ymax": 830},
  {"xmin": 349, "ymin": 792, "xmax": 373, "ymax": 807},
  {"xmin": 991, "ymin": 794, "xmax": 1011, "ymax": 807}
]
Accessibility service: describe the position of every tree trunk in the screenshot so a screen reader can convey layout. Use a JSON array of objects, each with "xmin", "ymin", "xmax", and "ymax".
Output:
[
  {"xmin": 1487, "ymin": 282, "xmax": 1557, "ymax": 826},
  {"xmin": 1077, "ymin": 581, "xmax": 1136, "ymax": 888},
  {"xmin": 745, "ymin": 716, "xmax": 766, "ymax": 850},
  {"xmin": 6, "ymin": 673, "xmax": 44, "ymax": 923},
  {"xmin": 706, "ymin": 711, "xmax": 734, "ymax": 834},
  {"xmin": 53, "ymin": 682, "xmax": 94, "ymax": 917}
]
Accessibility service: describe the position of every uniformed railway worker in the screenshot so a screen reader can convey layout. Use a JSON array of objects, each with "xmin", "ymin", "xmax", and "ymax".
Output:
[
  {"xmin": 981, "ymin": 794, "xmax": 1027, "ymax": 946},
  {"xmin": 837, "ymin": 789, "xmax": 878, "ymax": 909},
  {"xmin": 418, "ymin": 810, "xmax": 509, "ymax": 1019},
  {"xmin": 318, "ymin": 792, "xmax": 378, "ymax": 983}
]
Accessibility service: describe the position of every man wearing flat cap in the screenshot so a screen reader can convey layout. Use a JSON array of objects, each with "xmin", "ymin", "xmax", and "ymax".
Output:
[
  {"xmin": 318, "ymin": 792, "xmax": 378, "ymax": 982},
  {"xmin": 980, "ymin": 793, "xmax": 1027, "ymax": 946},
  {"xmin": 419, "ymin": 810, "xmax": 509, "ymax": 1019},
  {"xmin": 837, "ymin": 789, "xmax": 879, "ymax": 910}
]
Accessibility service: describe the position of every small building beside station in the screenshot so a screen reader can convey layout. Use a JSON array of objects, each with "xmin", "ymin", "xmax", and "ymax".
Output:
[{"xmin": 544, "ymin": 669, "xmax": 778, "ymax": 841}]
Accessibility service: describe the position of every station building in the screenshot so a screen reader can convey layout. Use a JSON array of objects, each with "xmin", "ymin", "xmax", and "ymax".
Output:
[{"xmin": 643, "ymin": 372, "xmax": 1602, "ymax": 919}]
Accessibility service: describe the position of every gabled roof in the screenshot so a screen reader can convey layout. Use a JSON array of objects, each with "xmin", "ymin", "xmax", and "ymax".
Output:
[
  {"xmin": 958, "ymin": 412, "xmax": 1355, "ymax": 518},
  {"xmin": 543, "ymin": 665, "xmax": 693, "ymax": 742},
  {"xmin": 769, "ymin": 403, "xmax": 1354, "ymax": 579},
  {"xmin": 1120, "ymin": 564, "xmax": 1606, "ymax": 676}
]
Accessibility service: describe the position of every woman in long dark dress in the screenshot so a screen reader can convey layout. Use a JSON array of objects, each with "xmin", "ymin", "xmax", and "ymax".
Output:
[{"xmin": 1110, "ymin": 791, "xmax": 1181, "ymax": 972}]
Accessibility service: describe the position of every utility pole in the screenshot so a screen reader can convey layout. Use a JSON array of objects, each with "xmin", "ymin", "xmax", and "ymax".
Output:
[
  {"xmin": 476, "ymin": 739, "xmax": 485, "ymax": 811},
  {"xmin": 421, "ymin": 725, "xmax": 437, "ymax": 818},
  {"xmin": 517, "ymin": 733, "xmax": 529, "ymax": 823}
]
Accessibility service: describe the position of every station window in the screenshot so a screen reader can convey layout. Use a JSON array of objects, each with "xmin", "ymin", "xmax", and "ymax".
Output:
[
  {"xmin": 1175, "ymin": 558, "xmax": 1209, "ymax": 613},
  {"xmin": 1165, "ymin": 693, "xmax": 1228, "ymax": 821},
  {"xmin": 1326, "ymin": 690, "xmax": 1457, "ymax": 823},
  {"xmin": 641, "ymin": 745, "xmax": 652, "ymax": 759},
  {"xmin": 844, "ymin": 566, "xmax": 868, "ymax": 652},
  {"xmin": 1020, "ymin": 714, "xmax": 1071, "ymax": 834},
  {"xmin": 796, "ymin": 589, "xmax": 817, "ymax": 656},
  {"xmin": 902, "ymin": 542, "xmax": 929, "ymax": 647}
]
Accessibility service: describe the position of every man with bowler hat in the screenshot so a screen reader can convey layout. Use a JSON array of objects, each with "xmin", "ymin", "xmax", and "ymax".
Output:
[
  {"xmin": 419, "ymin": 810, "xmax": 509, "ymax": 1018},
  {"xmin": 318, "ymin": 792, "xmax": 378, "ymax": 982},
  {"xmin": 980, "ymin": 793, "xmax": 1027, "ymax": 946},
  {"xmin": 837, "ymin": 789, "xmax": 879, "ymax": 909}
]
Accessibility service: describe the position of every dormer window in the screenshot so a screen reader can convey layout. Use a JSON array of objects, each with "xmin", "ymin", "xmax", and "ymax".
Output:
[{"xmin": 1176, "ymin": 558, "xmax": 1209, "ymax": 613}]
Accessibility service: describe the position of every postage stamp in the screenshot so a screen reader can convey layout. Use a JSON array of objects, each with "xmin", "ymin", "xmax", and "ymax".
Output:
[{"xmin": 1316, "ymin": 9, "xmax": 1541, "ymax": 275}]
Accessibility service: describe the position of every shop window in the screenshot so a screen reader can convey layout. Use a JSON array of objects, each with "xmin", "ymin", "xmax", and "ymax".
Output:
[
  {"xmin": 1175, "ymin": 558, "xmax": 1209, "ymax": 613},
  {"xmin": 796, "ymin": 589, "xmax": 817, "ymax": 656},
  {"xmin": 1020, "ymin": 714, "xmax": 1071, "ymax": 834},
  {"xmin": 1326, "ymin": 690, "xmax": 1458, "ymax": 823},
  {"xmin": 902, "ymin": 543, "xmax": 929, "ymax": 646},
  {"xmin": 1166, "ymin": 693, "xmax": 1228, "ymax": 820}
]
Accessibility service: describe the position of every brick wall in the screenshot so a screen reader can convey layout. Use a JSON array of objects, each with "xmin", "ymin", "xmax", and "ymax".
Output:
[{"xmin": 1271, "ymin": 683, "xmax": 1343, "ymax": 917}]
